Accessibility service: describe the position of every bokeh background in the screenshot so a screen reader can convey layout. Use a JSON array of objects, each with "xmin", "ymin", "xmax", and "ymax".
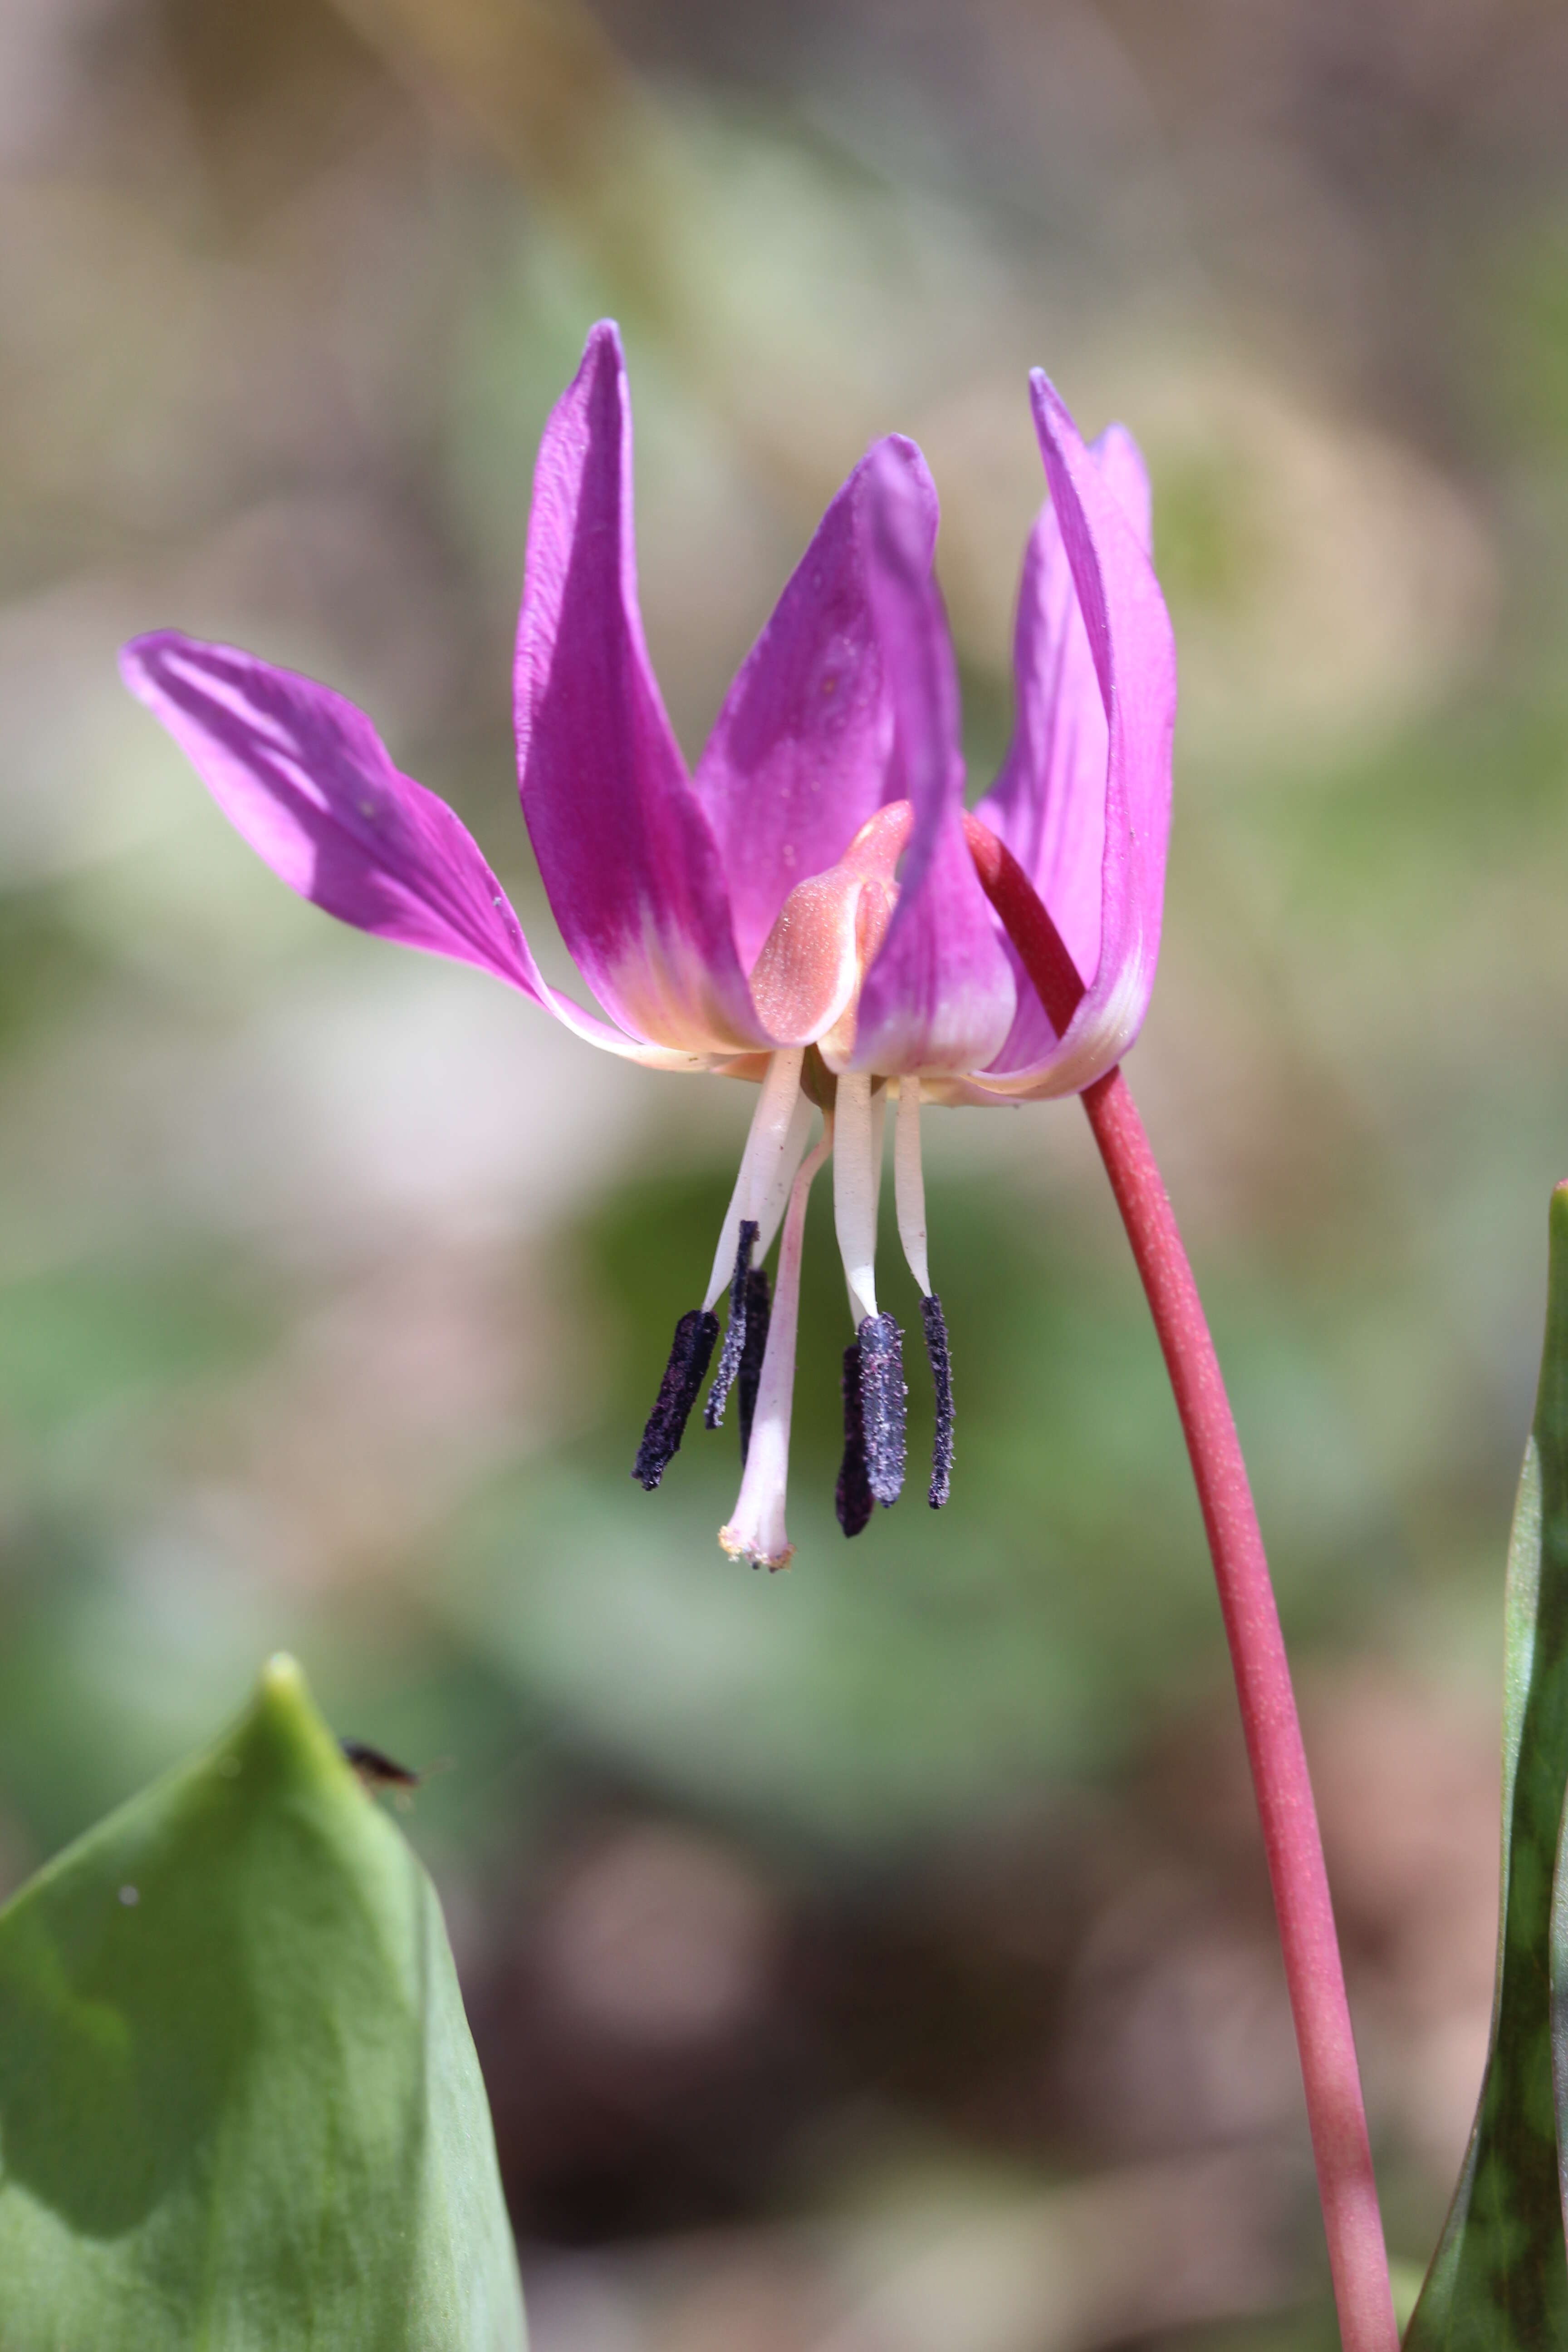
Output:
[{"xmin": 5, "ymin": 1, "xmax": 1568, "ymax": 2342}]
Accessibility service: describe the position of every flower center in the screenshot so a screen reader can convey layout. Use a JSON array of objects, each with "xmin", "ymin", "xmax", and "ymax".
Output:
[{"xmin": 632, "ymin": 800, "xmax": 956, "ymax": 1569}]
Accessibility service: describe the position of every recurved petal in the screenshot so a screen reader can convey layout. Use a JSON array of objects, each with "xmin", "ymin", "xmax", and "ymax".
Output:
[
  {"xmin": 972, "ymin": 419, "xmax": 1156, "ymax": 1081},
  {"xmin": 974, "ymin": 376, "xmax": 1176, "ymax": 1098},
  {"xmin": 693, "ymin": 442, "xmax": 921, "ymax": 971},
  {"xmin": 121, "ymin": 632, "xmax": 703, "ymax": 1071},
  {"xmin": 514, "ymin": 322, "xmax": 765, "ymax": 1058},
  {"xmin": 851, "ymin": 445, "xmax": 1015, "ymax": 1077}
]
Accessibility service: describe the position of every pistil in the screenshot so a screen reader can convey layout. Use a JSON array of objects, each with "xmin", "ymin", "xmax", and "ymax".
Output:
[
  {"xmin": 720, "ymin": 1120, "xmax": 834, "ymax": 1570},
  {"xmin": 735, "ymin": 1266, "xmax": 772, "ymax": 1463}
]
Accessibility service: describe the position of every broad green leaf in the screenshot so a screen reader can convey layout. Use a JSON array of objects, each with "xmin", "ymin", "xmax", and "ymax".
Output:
[
  {"xmin": 0, "ymin": 1654, "xmax": 526, "ymax": 2352},
  {"xmin": 1406, "ymin": 1184, "xmax": 1568, "ymax": 2347}
]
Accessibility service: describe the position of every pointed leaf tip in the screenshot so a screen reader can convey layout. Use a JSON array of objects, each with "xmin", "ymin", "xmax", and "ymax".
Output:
[{"xmin": 258, "ymin": 1647, "xmax": 304, "ymax": 1704}]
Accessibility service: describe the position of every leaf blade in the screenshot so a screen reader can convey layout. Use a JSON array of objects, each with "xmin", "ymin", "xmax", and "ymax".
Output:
[
  {"xmin": 1405, "ymin": 1186, "xmax": 1568, "ymax": 2347},
  {"xmin": 0, "ymin": 1653, "xmax": 526, "ymax": 2351}
]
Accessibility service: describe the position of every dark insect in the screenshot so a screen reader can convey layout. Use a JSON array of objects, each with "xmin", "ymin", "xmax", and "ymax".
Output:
[{"xmin": 339, "ymin": 1738, "xmax": 422, "ymax": 1800}]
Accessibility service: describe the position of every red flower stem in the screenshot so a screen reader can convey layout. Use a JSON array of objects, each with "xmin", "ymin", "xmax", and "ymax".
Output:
[{"xmin": 966, "ymin": 817, "xmax": 1396, "ymax": 2352}]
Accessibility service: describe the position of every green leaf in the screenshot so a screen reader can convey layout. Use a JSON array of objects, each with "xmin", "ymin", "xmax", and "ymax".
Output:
[
  {"xmin": 0, "ymin": 1654, "xmax": 526, "ymax": 2351},
  {"xmin": 1405, "ymin": 1184, "xmax": 1568, "ymax": 2347}
]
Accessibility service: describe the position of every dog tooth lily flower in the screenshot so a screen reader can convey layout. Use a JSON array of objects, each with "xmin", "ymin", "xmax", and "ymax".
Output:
[{"xmin": 119, "ymin": 320, "xmax": 1174, "ymax": 1572}]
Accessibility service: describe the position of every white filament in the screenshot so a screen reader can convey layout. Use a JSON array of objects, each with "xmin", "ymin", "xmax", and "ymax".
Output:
[
  {"xmin": 893, "ymin": 1076, "xmax": 931, "ymax": 1294},
  {"xmin": 751, "ymin": 1089, "xmax": 815, "ymax": 1262},
  {"xmin": 719, "ymin": 1119, "xmax": 833, "ymax": 1570},
  {"xmin": 833, "ymin": 1068, "xmax": 881, "ymax": 1325},
  {"xmin": 870, "ymin": 1079, "xmax": 888, "ymax": 1206},
  {"xmin": 704, "ymin": 1048, "xmax": 807, "ymax": 1309}
]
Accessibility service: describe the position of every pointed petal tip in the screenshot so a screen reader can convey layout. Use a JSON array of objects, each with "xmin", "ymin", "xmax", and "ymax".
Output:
[
  {"xmin": 118, "ymin": 627, "xmax": 190, "ymax": 698},
  {"xmin": 518, "ymin": 318, "xmax": 762, "ymax": 1056},
  {"xmin": 1095, "ymin": 418, "xmax": 1140, "ymax": 462},
  {"xmin": 861, "ymin": 436, "xmax": 940, "ymax": 578},
  {"xmin": 867, "ymin": 428, "xmax": 931, "ymax": 478},
  {"xmin": 1028, "ymin": 382, "xmax": 1156, "ymax": 551},
  {"xmin": 578, "ymin": 317, "xmax": 626, "ymax": 375},
  {"xmin": 1028, "ymin": 368, "xmax": 1087, "ymax": 458}
]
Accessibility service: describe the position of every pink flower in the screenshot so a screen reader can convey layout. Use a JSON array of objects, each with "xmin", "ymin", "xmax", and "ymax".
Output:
[{"xmin": 121, "ymin": 322, "xmax": 1175, "ymax": 1569}]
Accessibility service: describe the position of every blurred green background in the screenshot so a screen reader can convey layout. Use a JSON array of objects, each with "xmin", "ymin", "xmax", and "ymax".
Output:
[{"xmin": 3, "ymin": 1, "xmax": 1566, "ymax": 2342}]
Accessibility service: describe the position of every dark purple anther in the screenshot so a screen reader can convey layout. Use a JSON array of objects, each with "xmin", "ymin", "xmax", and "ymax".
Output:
[
  {"xmin": 920, "ymin": 1293, "xmax": 954, "ymax": 1507},
  {"xmin": 857, "ymin": 1311, "xmax": 906, "ymax": 1508},
  {"xmin": 704, "ymin": 1219, "xmax": 759, "ymax": 1429},
  {"xmin": 735, "ymin": 1265, "xmax": 773, "ymax": 1465},
  {"xmin": 836, "ymin": 1341, "xmax": 873, "ymax": 1536},
  {"xmin": 634, "ymin": 1308, "xmax": 720, "ymax": 1489}
]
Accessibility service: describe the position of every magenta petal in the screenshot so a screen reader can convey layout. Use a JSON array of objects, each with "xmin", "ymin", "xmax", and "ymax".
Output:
[
  {"xmin": 978, "ymin": 377, "xmax": 1176, "ymax": 1096},
  {"xmin": 120, "ymin": 631, "xmax": 664, "ymax": 1060},
  {"xmin": 851, "ymin": 445, "xmax": 1016, "ymax": 1077},
  {"xmin": 124, "ymin": 632, "xmax": 542, "ymax": 985},
  {"xmin": 514, "ymin": 322, "xmax": 764, "ymax": 1056},
  {"xmin": 694, "ymin": 441, "xmax": 921, "ymax": 970},
  {"xmin": 1094, "ymin": 421, "xmax": 1155, "ymax": 554}
]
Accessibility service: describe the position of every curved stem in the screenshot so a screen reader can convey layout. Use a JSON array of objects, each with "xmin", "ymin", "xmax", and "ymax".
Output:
[
  {"xmin": 1083, "ymin": 1068, "xmax": 1396, "ymax": 2352},
  {"xmin": 967, "ymin": 815, "xmax": 1396, "ymax": 2352}
]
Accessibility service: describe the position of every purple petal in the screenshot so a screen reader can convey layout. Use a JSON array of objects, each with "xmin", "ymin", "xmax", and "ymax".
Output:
[
  {"xmin": 973, "ymin": 421, "xmax": 1154, "ymax": 1075},
  {"xmin": 1093, "ymin": 422, "xmax": 1155, "ymax": 555},
  {"xmin": 120, "ymin": 631, "xmax": 682, "ymax": 1064},
  {"xmin": 976, "ymin": 377, "xmax": 1176, "ymax": 1097},
  {"xmin": 693, "ymin": 442, "xmax": 921, "ymax": 970},
  {"xmin": 514, "ymin": 322, "xmax": 764, "ymax": 1056},
  {"xmin": 850, "ymin": 445, "xmax": 1017, "ymax": 1077}
]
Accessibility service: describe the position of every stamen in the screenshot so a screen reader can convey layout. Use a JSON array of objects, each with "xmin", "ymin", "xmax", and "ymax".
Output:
[
  {"xmin": 920, "ymin": 1294, "xmax": 954, "ymax": 1508},
  {"xmin": 870, "ymin": 1079, "xmax": 888, "ymax": 1212},
  {"xmin": 704, "ymin": 1219, "xmax": 758, "ymax": 1428},
  {"xmin": 893, "ymin": 1076, "xmax": 932, "ymax": 1294},
  {"xmin": 704, "ymin": 1049, "xmax": 808, "ymax": 1312},
  {"xmin": 720, "ymin": 1121, "xmax": 833, "ymax": 1571},
  {"xmin": 833, "ymin": 1068, "xmax": 881, "ymax": 1324},
  {"xmin": 740, "ymin": 1088, "xmax": 814, "ymax": 1275},
  {"xmin": 633, "ymin": 1308, "xmax": 720, "ymax": 1490},
  {"xmin": 897, "ymin": 1077, "xmax": 955, "ymax": 1507},
  {"xmin": 857, "ymin": 1311, "xmax": 907, "ymax": 1507},
  {"xmin": 836, "ymin": 1342, "xmax": 872, "ymax": 1537},
  {"xmin": 735, "ymin": 1266, "xmax": 772, "ymax": 1464}
]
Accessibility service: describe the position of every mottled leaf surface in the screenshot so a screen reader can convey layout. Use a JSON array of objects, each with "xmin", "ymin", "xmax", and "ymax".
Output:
[
  {"xmin": 0, "ymin": 1655, "xmax": 525, "ymax": 2351},
  {"xmin": 1406, "ymin": 1185, "xmax": 1568, "ymax": 2347}
]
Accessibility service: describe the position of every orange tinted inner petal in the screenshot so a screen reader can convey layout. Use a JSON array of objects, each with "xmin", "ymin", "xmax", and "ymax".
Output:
[{"xmin": 745, "ymin": 801, "xmax": 912, "ymax": 1050}]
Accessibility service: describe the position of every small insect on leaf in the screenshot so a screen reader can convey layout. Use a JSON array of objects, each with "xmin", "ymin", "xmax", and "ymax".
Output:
[{"xmin": 339, "ymin": 1739, "xmax": 422, "ymax": 1808}]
